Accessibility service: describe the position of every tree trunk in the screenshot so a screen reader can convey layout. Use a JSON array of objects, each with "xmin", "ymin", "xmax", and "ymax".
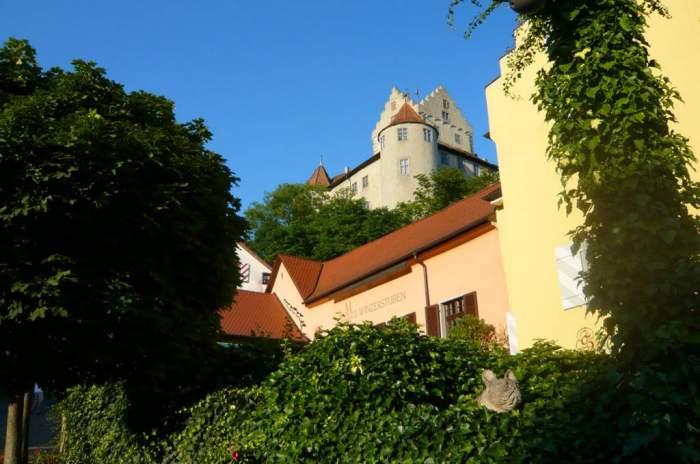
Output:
[
  {"xmin": 3, "ymin": 393, "xmax": 23, "ymax": 464},
  {"xmin": 21, "ymin": 390, "xmax": 32, "ymax": 464}
]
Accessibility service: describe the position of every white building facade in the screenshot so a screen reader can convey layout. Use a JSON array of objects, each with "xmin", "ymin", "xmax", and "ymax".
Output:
[
  {"xmin": 236, "ymin": 242, "xmax": 272, "ymax": 293},
  {"xmin": 308, "ymin": 86, "xmax": 497, "ymax": 209}
]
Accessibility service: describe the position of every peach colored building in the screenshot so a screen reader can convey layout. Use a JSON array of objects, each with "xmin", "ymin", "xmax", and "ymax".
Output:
[{"xmin": 225, "ymin": 184, "xmax": 513, "ymax": 346}]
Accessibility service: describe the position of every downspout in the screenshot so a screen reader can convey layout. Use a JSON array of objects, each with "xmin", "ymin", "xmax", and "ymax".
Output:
[{"xmin": 413, "ymin": 252, "xmax": 430, "ymax": 308}]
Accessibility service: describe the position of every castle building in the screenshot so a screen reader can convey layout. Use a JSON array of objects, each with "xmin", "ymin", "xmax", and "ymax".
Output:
[{"xmin": 308, "ymin": 87, "xmax": 498, "ymax": 209}]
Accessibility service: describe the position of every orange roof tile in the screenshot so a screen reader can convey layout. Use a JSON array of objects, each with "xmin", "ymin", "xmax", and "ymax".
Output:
[
  {"xmin": 219, "ymin": 290, "xmax": 305, "ymax": 341},
  {"xmin": 307, "ymin": 164, "xmax": 331, "ymax": 186},
  {"xmin": 391, "ymin": 103, "xmax": 424, "ymax": 125},
  {"xmin": 270, "ymin": 254, "xmax": 323, "ymax": 299},
  {"xmin": 307, "ymin": 184, "xmax": 499, "ymax": 302},
  {"xmin": 282, "ymin": 183, "xmax": 500, "ymax": 303}
]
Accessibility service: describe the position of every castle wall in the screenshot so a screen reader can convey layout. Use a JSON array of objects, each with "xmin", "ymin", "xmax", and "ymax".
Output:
[
  {"xmin": 378, "ymin": 122, "xmax": 439, "ymax": 209},
  {"xmin": 418, "ymin": 87, "xmax": 474, "ymax": 153},
  {"xmin": 329, "ymin": 159, "xmax": 382, "ymax": 208}
]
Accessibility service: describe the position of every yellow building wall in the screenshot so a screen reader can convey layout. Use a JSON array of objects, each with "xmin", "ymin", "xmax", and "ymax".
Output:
[{"xmin": 485, "ymin": 0, "xmax": 700, "ymax": 350}]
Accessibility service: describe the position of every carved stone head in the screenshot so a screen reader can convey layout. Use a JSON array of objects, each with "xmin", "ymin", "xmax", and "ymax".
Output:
[{"xmin": 477, "ymin": 369, "xmax": 521, "ymax": 413}]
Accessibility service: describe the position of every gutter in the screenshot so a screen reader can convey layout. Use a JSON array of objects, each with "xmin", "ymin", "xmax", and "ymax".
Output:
[{"xmin": 413, "ymin": 252, "xmax": 431, "ymax": 308}]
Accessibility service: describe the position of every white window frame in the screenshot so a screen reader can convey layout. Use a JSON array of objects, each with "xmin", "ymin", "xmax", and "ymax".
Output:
[
  {"xmin": 398, "ymin": 127, "xmax": 408, "ymax": 141},
  {"xmin": 362, "ymin": 175, "xmax": 369, "ymax": 188},
  {"xmin": 351, "ymin": 182, "xmax": 357, "ymax": 194},
  {"xmin": 423, "ymin": 128, "xmax": 432, "ymax": 142},
  {"xmin": 455, "ymin": 133, "xmax": 461, "ymax": 145},
  {"xmin": 399, "ymin": 158, "xmax": 409, "ymax": 176},
  {"xmin": 379, "ymin": 135, "xmax": 385, "ymax": 149}
]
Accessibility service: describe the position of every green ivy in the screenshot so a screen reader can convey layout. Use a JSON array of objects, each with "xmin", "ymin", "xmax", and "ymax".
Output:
[
  {"xmin": 450, "ymin": 0, "xmax": 700, "ymax": 459},
  {"xmin": 55, "ymin": 321, "xmax": 608, "ymax": 463}
]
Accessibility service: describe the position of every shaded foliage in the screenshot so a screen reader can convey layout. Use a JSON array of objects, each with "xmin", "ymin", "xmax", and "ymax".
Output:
[
  {"xmin": 0, "ymin": 36, "xmax": 245, "ymax": 426},
  {"xmin": 54, "ymin": 341, "xmax": 286, "ymax": 463}
]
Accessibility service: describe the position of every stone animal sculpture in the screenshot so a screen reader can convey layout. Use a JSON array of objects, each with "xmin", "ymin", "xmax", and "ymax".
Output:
[{"xmin": 477, "ymin": 369, "xmax": 521, "ymax": 413}]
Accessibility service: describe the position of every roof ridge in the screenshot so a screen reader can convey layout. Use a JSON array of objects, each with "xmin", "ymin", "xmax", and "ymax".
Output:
[
  {"xmin": 321, "ymin": 182, "xmax": 500, "ymax": 266},
  {"xmin": 278, "ymin": 253, "xmax": 322, "ymax": 263},
  {"xmin": 237, "ymin": 242, "xmax": 272, "ymax": 270}
]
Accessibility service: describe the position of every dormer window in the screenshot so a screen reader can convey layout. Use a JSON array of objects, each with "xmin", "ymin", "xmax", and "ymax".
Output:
[{"xmin": 398, "ymin": 127, "xmax": 408, "ymax": 141}]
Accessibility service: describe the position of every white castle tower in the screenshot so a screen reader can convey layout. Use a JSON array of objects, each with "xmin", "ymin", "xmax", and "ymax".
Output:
[{"xmin": 308, "ymin": 86, "xmax": 497, "ymax": 209}]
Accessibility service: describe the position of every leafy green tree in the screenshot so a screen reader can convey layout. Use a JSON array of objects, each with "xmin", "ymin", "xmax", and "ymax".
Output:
[
  {"xmin": 245, "ymin": 184, "xmax": 408, "ymax": 261},
  {"xmin": 397, "ymin": 168, "xmax": 499, "ymax": 220},
  {"xmin": 0, "ymin": 38, "xmax": 246, "ymax": 462}
]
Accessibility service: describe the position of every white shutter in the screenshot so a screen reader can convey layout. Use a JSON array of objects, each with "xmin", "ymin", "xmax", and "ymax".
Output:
[{"xmin": 555, "ymin": 243, "xmax": 587, "ymax": 310}]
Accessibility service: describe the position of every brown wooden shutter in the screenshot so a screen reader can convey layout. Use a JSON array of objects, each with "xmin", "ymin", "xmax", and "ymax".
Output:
[
  {"xmin": 404, "ymin": 312, "xmax": 417, "ymax": 325},
  {"xmin": 425, "ymin": 305, "xmax": 440, "ymax": 337},
  {"xmin": 462, "ymin": 292, "xmax": 478, "ymax": 317}
]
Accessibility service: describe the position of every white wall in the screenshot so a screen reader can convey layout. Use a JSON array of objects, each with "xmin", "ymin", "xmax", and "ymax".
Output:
[{"xmin": 236, "ymin": 243, "xmax": 271, "ymax": 292}]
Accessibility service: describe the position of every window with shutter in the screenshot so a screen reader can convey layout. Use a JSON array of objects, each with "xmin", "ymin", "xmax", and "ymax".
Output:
[
  {"xmin": 404, "ymin": 312, "xmax": 417, "ymax": 325},
  {"xmin": 443, "ymin": 292, "xmax": 478, "ymax": 334},
  {"xmin": 425, "ymin": 305, "xmax": 440, "ymax": 337}
]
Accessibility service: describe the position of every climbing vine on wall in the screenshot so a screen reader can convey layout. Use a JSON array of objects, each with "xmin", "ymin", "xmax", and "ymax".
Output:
[
  {"xmin": 450, "ymin": 0, "xmax": 699, "ymax": 361},
  {"xmin": 449, "ymin": 1, "xmax": 699, "ymax": 458}
]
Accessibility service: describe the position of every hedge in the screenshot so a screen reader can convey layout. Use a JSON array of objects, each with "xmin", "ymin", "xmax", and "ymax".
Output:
[{"xmin": 56, "ymin": 319, "xmax": 614, "ymax": 463}]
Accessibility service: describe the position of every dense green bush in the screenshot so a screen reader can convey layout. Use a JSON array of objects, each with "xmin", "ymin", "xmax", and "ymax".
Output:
[
  {"xmin": 447, "ymin": 314, "xmax": 500, "ymax": 349},
  {"xmin": 54, "ymin": 383, "xmax": 158, "ymax": 464},
  {"xmin": 55, "ymin": 320, "xmax": 610, "ymax": 463}
]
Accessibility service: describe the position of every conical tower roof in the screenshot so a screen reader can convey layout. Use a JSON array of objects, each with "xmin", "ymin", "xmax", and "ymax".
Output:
[
  {"xmin": 307, "ymin": 163, "xmax": 331, "ymax": 186},
  {"xmin": 390, "ymin": 103, "xmax": 424, "ymax": 124}
]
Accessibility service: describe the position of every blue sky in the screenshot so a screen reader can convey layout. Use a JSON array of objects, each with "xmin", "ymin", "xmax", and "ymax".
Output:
[{"xmin": 2, "ymin": 1, "xmax": 518, "ymax": 209}]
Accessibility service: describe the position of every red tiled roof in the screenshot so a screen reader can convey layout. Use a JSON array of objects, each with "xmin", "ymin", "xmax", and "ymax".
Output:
[
  {"xmin": 268, "ymin": 254, "xmax": 323, "ymax": 299},
  {"xmin": 220, "ymin": 290, "xmax": 305, "ymax": 341},
  {"xmin": 307, "ymin": 164, "xmax": 331, "ymax": 186},
  {"xmin": 391, "ymin": 103, "xmax": 423, "ymax": 124},
  {"xmin": 305, "ymin": 183, "xmax": 500, "ymax": 302}
]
